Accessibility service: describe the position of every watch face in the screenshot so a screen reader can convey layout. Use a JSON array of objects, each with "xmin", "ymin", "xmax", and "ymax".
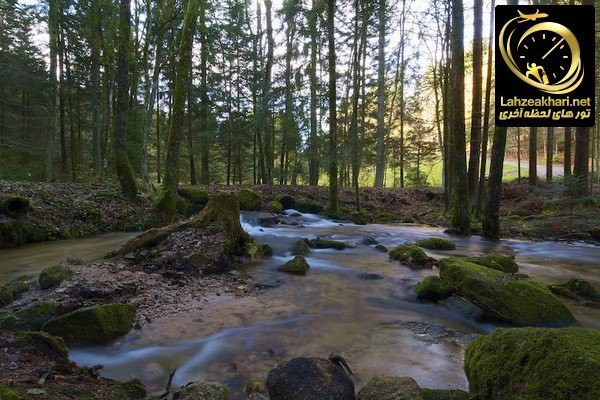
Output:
[{"xmin": 514, "ymin": 29, "xmax": 573, "ymax": 86}]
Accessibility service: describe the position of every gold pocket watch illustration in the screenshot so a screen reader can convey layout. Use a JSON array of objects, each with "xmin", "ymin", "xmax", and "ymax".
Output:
[{"xmin": 499, "ymin": 9, "xmax": 584, "ymax": 94}]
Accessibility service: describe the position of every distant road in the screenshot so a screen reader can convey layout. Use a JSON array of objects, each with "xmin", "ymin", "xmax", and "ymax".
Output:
[{"xmin": 503, "ymin": 159, "xmax": 564, "ymax": 178}]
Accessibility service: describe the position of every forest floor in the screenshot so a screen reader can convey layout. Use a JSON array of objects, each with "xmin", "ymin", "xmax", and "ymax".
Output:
[{"xmin": 1, "ymin": 179, "xmax": 599, "ymax": 249}]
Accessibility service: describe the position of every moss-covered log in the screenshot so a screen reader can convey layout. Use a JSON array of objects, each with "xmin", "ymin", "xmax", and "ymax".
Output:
[{"xmin": 0, "ymin": 196, "xmax": 30, "ymax": 218}]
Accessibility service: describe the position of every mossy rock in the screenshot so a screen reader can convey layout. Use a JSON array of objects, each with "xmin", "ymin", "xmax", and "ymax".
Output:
[
  {"xmin": 294, "ymin": 196, "xmax": 323, "ymax": 214},
  {"xmin": 465, "ymin": 254, "xmax": 518, "ymax": 273},
  {"xmin": 439, "ymin": 258, "xmax": 575, "ymax": 326},
  {"xmin": 274, "ymin": 194, "xmax": 296, "ymax": 210},
  {"xmin": 357, "ymin": 376, "xmax": 422, "ymax": 400},
  {"xmin": 420, "ymin": 388, "xmax": 470, "ymax": 400},
  {"xmin": 18, "ymin": 331, "xmax": 69, "ymax": 360},
  {"xmin": 416, "ymin": 238, "xmax": 456, "ymax": 250},
  {"xmin": 41, "ymin": 303, "xmax": 136, "ymax": 345},
  {"xmin": 0, "ymin": 285, "xmax": 13, "ymax": 306},
  {"xmin": 108, "ymin": 379, "xmax": 147, "ymax": 400},
  {"xmin": 0, "ymin": 385, "xmax": 28, "ymax": 399},
  {"xmin": 172, "ymin": 380, "xmax": 229, "ymax": 400},
  {"xmin": 268, "ymin": 201, "xmax": 283, "ymax": 214},
  {"xmin": 465, "ymin": 327, "xmax": 600, "ymax": 400},
  {"xmin": 278, "ymin": 256, "xmax": 310, "ymax": 275},
  {"xmin": 0, "ymin": 219, "xmax": 27, "ymax": 248},
  {"xmin": 175, "ymin": 196, "xmax": 190, "ymax": 216},
  {"xmin": 389, "ymin": 244, "xmax": 429, "ymax": 266},
  {"xmin": 0, "ymin": 195, "xmax": 30, "ymax": 218},
  {"xmin": 0, "ymin": 301, "xmax": 58, "ymax": 331},
  {"xmin": 38, "ymin": 265, "xmax": 73, "ymax": 289},
  {"xmin": 236, "ymin": 188, "xmax": 262, "ymax": 211},
  {"xmin": 415, "ymin": 276, "xmax": 450, "ymax": 302},
  {"xmin": 292, "ymin": 239, "xmax": 311, "ymax": 256},
  {"xmin": 312, "ymin": 238, "xmax": 347, "ymax": 250},
  {"xmin": 548, "ymin": 278, "xmax": 599, "ymax": 301},
  {"xmin": 178, "ymin": 187, "xmax": 210, "ymax": 205},
  {"xmin": 375, "ymin": 244, "xmax": 388, "ymax": 252}
]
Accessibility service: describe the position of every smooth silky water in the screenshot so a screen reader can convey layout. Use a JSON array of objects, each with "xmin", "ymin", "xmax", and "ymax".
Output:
[{"xmin": 1, "ymin": 215, "xmax": 599, "ymax": 398}]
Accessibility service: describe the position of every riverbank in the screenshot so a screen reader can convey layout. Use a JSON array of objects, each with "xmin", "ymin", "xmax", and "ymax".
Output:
[
  {"xmin": 1, "ymin": 179, "xmax": 598, "ymax": 249},
  {"xmin": 0, "ymin": 180, "xmax": 160, "ymax": 248}
]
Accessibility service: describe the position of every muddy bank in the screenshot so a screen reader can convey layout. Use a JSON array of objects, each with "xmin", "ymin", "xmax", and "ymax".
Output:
[{"xmin": 0, "ymin": 181, "xmax": 160, "ymax": 248}]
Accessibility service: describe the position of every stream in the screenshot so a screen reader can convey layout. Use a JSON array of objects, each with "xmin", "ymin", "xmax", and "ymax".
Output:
[{"xmin": 1, "ymin": 213, "xmax": 599, "ymax": 398}]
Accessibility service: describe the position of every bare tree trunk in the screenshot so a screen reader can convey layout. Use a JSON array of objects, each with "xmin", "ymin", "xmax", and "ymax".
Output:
[
  {"xmin": 529, "ymin": 128, "xmax": 538, "ymax": 185},
  {"xmin": 327, "ymin": 0, "xmax": 338, "ymax": 214},
  {"xmin": 308, "ymin": 0, "xmax": 319, "ymax": 186},
  {"xmin": 374, "ymin": 0, "xmax": 386, "ymax": 187},
  {"xmin": 546, "ymin": 127, "xmax": 554, "ymax": 182},
  {"xmin": 114, "ymin": 0, "xmax": 138, "ymax": 200},
  {"xmin": 564, "ymin": 127, "xmax": 572, "ymax": 176},
  {"xmin": 90, "ymin": 0, "xmax": 102, "ymax": 176},
  {"xmin": 468, "ymin": 0, "xmax": 483, "ymax": 202},
  {"xmin": 199, "ymin": 0, "xmax": 210, "ymax": 184}
]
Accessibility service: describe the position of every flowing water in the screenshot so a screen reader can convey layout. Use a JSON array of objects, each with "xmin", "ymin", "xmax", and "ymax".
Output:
[{"xmin": 1, "ymin": 214, "xmax": 599, "ymax": 398}]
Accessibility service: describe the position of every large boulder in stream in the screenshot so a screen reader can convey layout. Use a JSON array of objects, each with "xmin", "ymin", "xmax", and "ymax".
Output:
[
  {"xmin": 439, "ymin": 258, "xmax": 575, "ymax": 326},
  {"xmin": 415, "ymin": 276, "xmax": 450, "ymax": 302},
  {"xmin": 389, "ymin": 244, "xmax": 433, "ymax": 268},
  {"xmin": 41, "ymin": 303, "xmax": 136, "ymax": 345},
  {"xmin": 279, "ymin": 256, "xmax": 310, "ymax": 275},
  {"xmin": 0, "ymin": 301, "xmax": 58, "ymax": 331},
  {"xmin": 357, "ymin": 376, "xmax": 422, "ymax": 400},
  {"xmin": 266, "ymin": 357, "xmax": 355, "ymax": 400},
  {"xmin": 548, "ymin": 278, "xmax": 600, "ymax": 303},
  {"xmin": 172, "ymin": 380, "xmax": 229, "ymax": 400},
  {"xmin": 465, "ymin": 327, "xmax": 600, "ymax": 400}
]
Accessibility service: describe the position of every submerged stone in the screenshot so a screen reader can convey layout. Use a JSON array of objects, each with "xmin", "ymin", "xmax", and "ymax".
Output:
[
  {"xmin": 172, "ymin": 379, "xmax": 229, "ymax": 400},
  {"xmin": 312, "ymin": 238, "xmax": 347, "ymax": 250},
  {"xmin": 465, "ymin": 327, "xmax": 600, "ymax": 400},
  {"xmin": 41, "ymin": 303, "xmax": 136, "ymax": 345}
]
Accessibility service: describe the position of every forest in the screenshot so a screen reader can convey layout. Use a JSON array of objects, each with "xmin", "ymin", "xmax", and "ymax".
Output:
[{"xmin": 1, "ymin": 0, "xmax": 600, "ymax": 399}]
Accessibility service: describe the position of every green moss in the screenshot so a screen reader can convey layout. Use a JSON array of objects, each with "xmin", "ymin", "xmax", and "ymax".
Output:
[
  {"xmin": 376, "ymin": 212, "xmax": 393, "ymax": 223},
  {"xmin": 0, "ymin": 285, "xmax": 13, "ymax": 306},
  {"xmin": 350, "ymin": 210, "xmax": 373, "ymax": 225},
  {"xmin": 416, "ymin": 237, "xmax": 456, "ymax": 250},
  {"xmin": 295, "ymin": 196, "xmax": 323, "ymax": 214},
  {"xmin": 0, "ymin": 301, "xmax": 58, "ymax": 331},
  {"xmin": 389, "ymin": 244, "xmax": 429, "ymax": 265},
  {"xmin": 236, "ymin": 188, "xmax": 262, "ymax": 211},
  {"xmin": 465, "ymin": 254, "xmax": 518, "ymax": 273},
  {"xmin": 415, "ymin": 276, "xmax": 450, "ymax": 302},
  {"xmin": 548, "ymin": 278, "xmax": 599, "ymax": 301},
  {"xmin": 19, "ymin": 331, "xmax": 69, "ymax": 360},
  {"xmin": 175, "ymin": 196, "xmax": 190, "ymax": 216},
  {"xmin": 0, "ymin": 386, "xmax": 28, "ymax": 400},
  {"xmin": 312, "ymin": 238, "xmax": 347, "ymax": 250},
  {"xmin": 274, "ymin": 194, "xmax": 296, "ymax": 210},
  {"xmin": 293, "ymin": 239, "xmax": 311, "ymax": 256},
  {"xmin": 178, "ymin": 188, "xmax": 210, "ymax": 205},
  {"xmin": 268, "ymin": 201, "xmax": 283, "ymax": 214},
  {"xmin": 0, "ymin": 219, "xmax": 27, "ymax": 248},
  {"xmin": 279, "ymin": 256, "xmax": 310, "ymax": 275},
  {"xmin": 439, "ymin": 258, "xmax": 575, "ymax": 326},
  {"xmin": 357, "ymin": 376, "xmax": 422, "ymax": 400},
  {"xmin": 108, "ymin": 379, "xmax": 147, "ymax": 400},
  {"xmin": 464, "ymin": 327, "xmax": 600, "ymax": 400},
  {"xmin": 420, "ymin": 388, "xmax": 470, "ymax": 400},
  {"xmin": 41, "ymin": 303, "xmax": 136, "ymax": 345},
  {"xmin": 38, "ymin": 265, "xmax": 73, "ymax": 289}
]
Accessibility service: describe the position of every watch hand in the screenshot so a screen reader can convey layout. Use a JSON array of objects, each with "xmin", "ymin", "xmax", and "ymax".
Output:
[{"xmin": 542, "ymin": 37, "xmax": 565, "ymax": 60}]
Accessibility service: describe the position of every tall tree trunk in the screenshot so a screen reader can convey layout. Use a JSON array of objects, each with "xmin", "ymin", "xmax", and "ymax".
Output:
[
  {"xmin": 308, "ymin": 0, "xmax": 319, "ymax": 186},
  {"xmin": 528, "ymin": 127, "xmax": 538, "ymax": 185},
  {"xmin": 255, "ymin": 0, "xmax": 273, "ymax": 184},
  {"xmin": 114, "ymin": 0, "xmax": 138, "ymax": 200},
  {"xmin": 468, "ymin": 0, "xmax": 483, "ymax": 202},
  {"xmin": 517, "ymin": 127, "xmax": 522, "ymax": 180},
  {"xmin": 546, "ymin": 127, "xmax": 554, "ymax": 182},
  {"xmin": 327, "ymin": 0, "xmax": 338, "ymax": 214},
  {"xmin": 574, "ymin": 127, "xmax": 590, "ymax": 194},
  {"xmin": 45, "ymin": 0, "xmax": 59, "ymax": 181},
  {"xmin": 90, "ymin": 0, "xmax": 102, "ymax": 176},
  {"xmin": 482, "ymin": 0, "xmax": 518, "ymax": 238},
  {"xmin": 374, "ymin": 0, "xmax": 386, "ymax": 187},
  {"xmin": 157, "ymin": 0, "xmax": 198, "ymax": 215},
  {"xmin": 449, "ymin": 0, "xmax": 470, "ymax": 235},
  {"xmin": 199, "ymin": 0, "xmax": 210, "ymax": 184},
  {"xmin": 58, "ymin": 19, "xmax": 67, "ymax": 174},
  {"xmin": 564, "ymin": 127, "xmax": 572, "ymax": 176}
]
